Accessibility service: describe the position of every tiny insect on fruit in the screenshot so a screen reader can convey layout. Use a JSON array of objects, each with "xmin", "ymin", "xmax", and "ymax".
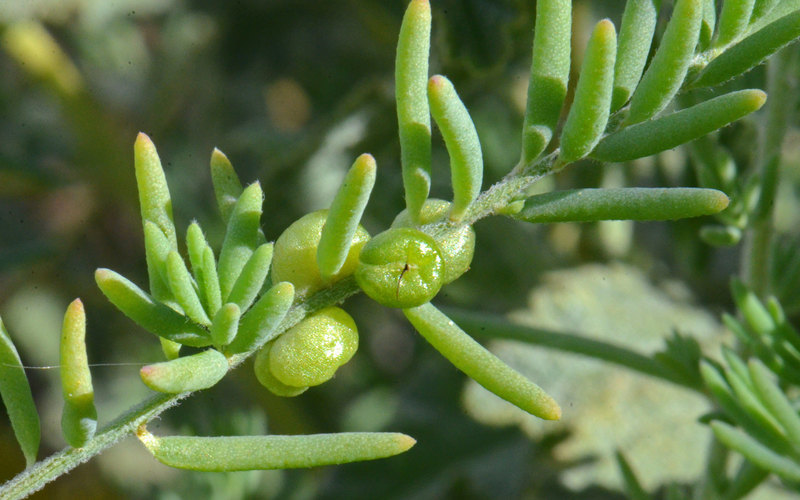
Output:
[
  {"xmin": 391, "ymin": 198, "xmax": 475, "ymax": 284},
  {"xmin": 355, "ymin": 227, "xmax": 445, "ymax": 309}
]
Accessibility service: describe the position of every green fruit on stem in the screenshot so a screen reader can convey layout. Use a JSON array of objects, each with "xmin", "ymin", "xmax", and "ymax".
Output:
[
  {"xmin": 356, "ymin": 227, "xmax": 444, "ymax": 308},
  {"xmin": 392, "ymin": 199, "xmax": 475, "ymax": 284},
  {"xmin": 254, "ymin": 307, "xmax": 358, "ymax": 396},
  {"xmin": 272, "ymin": 210, "xmax": 370, "ymax": 297}
]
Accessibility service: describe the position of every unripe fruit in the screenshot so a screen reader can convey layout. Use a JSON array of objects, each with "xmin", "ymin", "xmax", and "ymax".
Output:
[
  {"xmin": 272, "ymin": 210, "xmax": 370, "ymax": 297},
  {"xmin": 254, "ymin": 307, "xmax": 358, "ymax": 396},
  {"xmin": 356, "ymin": 228, "xmax": 444, "ymax": 308},
  {"xmin": 392, "ymin": 198, "xmax": 475, "ymax": 284}
]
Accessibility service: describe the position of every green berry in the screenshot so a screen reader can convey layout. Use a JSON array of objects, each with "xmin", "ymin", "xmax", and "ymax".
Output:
[
  {"xmin": 272, "ymin": 210, "xmax": 369, "ymax": 297},
  {"xmin": 392, "ymin": 199, "xmax": 475, "ymax": 284},
  {"xmin": 356, "ymin": 227, "xmax": 444, "ymax": 308},
  {"xmin": 254, "ymin": 307, "xmax": 359, "ymax": 396}
]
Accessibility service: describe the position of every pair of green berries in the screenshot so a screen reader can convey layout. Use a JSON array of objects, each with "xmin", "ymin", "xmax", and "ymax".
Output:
[{"xmin": 254, "ymin": 200, "xmax": 475, "ymax": 396}]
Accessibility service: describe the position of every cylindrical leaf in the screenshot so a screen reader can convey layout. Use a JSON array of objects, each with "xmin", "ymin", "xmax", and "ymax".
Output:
[
  {"xmin": 750, "ymin": 0, "xmax": 781, "ymax": 25},
  {"xmin": 612, "ymin": 0, "xmax": 660, "ymax": 112},
  {"xmin": 428, "ymin": 76, "xmax": 483, "ymax": 220},
  {"xmin": 559, "ymin": 19, "xmax": 617, "ymax": 164},
  {"xmin": 715, "ymin": 0, "xmax": 757, "ymax": 47},
  {"xmin": 731, "ymin": 278, "xmax": 775, "ymax": 336},
  {"xmin": 627, "ymin": 0, "xmax": 703, "ymax": 123},
  {"xmin": 227, "ymin": 243, "xmax": 273, "ymax": 312},
  {"xmin": 202, "ymin": 247, "xmax": 222, "ymax": 317},
  {"xmin": 210, "ymin": 303, "xmax": 241, "ymax": 347},
  {"xmin": 139, "ymin": 430, "xmax": 416, "ymax": 471},
  {"xmin": 225, "ymin": 282, "xmax": 295, "ymax": 354},
  {"xmin": 166, "ymin": 251, "xmax": 211, "ymax": 326},
  {"xmin": 60, "ymin": 299, "xmax": 97, "ymax": 448},
  {"xmin": 218, "ymin": 182, "xmax": 264, "ymax": 301},
  {"xmin": 700, "ymin": 0, "xmax": 717, "ymax": 49},
  {"xmin": 692, "ymin": 9, "xmax": 800, "ymax": 89},
  {"xmin": 95, "ymin": 269, "xmax": 211, "ymax": 347},
  {"xmin": 701, "ymin": 361, "xmax": 792, "ymax": 454},
  {"xmin": 403, "ymin": 303, "xmax": 561, "ymax": 420},
  {"xmin": 134, "ymin": 133, "xmax": 177, "ymax": 247},
  {"xmin": 185, "ymin": 222, "xmax": 215, "ymax": 315},
  {"xmin": 749, "ymin": 359, "xmax": 800, "ymax": 445},
  {"xmin": 396, "ymin": 0, "xmax": 432, "ymax": 223},
  {"xmin": 317, "ymin": 154, "xmax": 376, "ymax": 279},
  {"xmin": 711, "ymin": 421, "xmax": 800, "ymax": 482},
  {"xmin": 592, "ymin": 90, "xmax": 766, "ymax": 162},
  {"xmin": 140, "ymin": 349, "xmax": 228, "ymax": 393},
  {"xmin": 521, "ymin": 0, "xmax": 572, "ymax": 163},
  {"xmin": 210, "ymin": 148, "xmax": 243, "ymax": 224},
  {"xmin": 0, "ymin": 318, "xmax": 39, "ymax": 467},
  {"xmin": 143, "ymin": 220, "xmax": 173, "ymax": 302},
  {"xmin": 513, "ymin": 188, "xmax": 729, "ymax": 223}
]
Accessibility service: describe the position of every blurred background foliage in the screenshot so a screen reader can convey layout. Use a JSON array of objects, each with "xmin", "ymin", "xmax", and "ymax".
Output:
[{"xmin": 1, "ymin": 0, "xmax": 800, "ymax": 498}]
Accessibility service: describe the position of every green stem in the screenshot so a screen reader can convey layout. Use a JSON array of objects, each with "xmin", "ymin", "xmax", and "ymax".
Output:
[
  {"xmin": 0, "ymin": 278, "xmax": 361, "ymax": 500},
  {"xmin": 741, "ymin": 47, "xmax": 796, "ymax": 295},
  {"xmin": 444, "ymin": 307, "xmax": 703, "ymax": 392}
]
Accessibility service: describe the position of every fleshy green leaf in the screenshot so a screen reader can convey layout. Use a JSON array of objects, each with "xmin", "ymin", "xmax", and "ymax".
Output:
[
  {"xmin": 185, "ymin": 222, "xmax": 215, "ymax": 315},
  {"xmin": 700, "ymin": 0, "xmax": 717, "ymax": 49},
  {"xmin": 396, "ymin": 0, "xmax": 432, "ymax": 224},
  {"xmin": 615, "ymin": 451, "xmax": 651, "ymax": 500},
  {"xmin": 627, "ymin": 0, "xmax": 703, "ymax": 123},
  {"xmin": 592, "ymin": 90, "xmax": 766, "ymax": 162},
  {"xmin": 60, "ymin": 299, "xmax": 97, "ymax": 448},
  {"xmin": 731, "ymin": 278, "xmax": 775, "ymax": 336},
  {"xmin": 0, "ymin": 318, "xmax": 39, "ymax": 467},
  {"xmin": 159, "ymin": 338, "xmax": 181, "ymax": 361},
  {"xmin": 427, "ymin": 75, "xmax": 483, "ymax": 220},
  {"xmin": 143, "ymin": 220, "xmax": 173, "ymax": 303},
  {"xmin": 217, "ymin": 182, "xmax": 264, "ymax": 301},
  {"xmin": 403, "ymin": 303, "xmax": 561, "ymax": 420},
  {"xmin": 723, "ymin": 364, "xmax": 783, "ymax": 436},
  {"xmin": 166, "ymin": 251, "xmax": 211, "ymax": 327},
  {"xmin": 692, "ymin": 9, "xmax": 800, "ymax": 89},
  {"xmin": 512, "ymin": 188, "xmax": 729, "ymax": 223},
  {"xmin": 211, "ymin": 303, "xmax": 241, "ymax": 347},
  {"xmin": 140, "ymin": 349, "xmax": 228, "ymax": 393},
  {"xmin": 135, "ymin": 132, "xmax": 178, "ymax": 305},
  {"xmin": 711, "ymin": 421, "xmax": 800, "ymax": 482},
  {"xmin": 521, "ymin": 0, "xmax": 572, "ymax": 163},
  {"xmin": 750, "ymin": 0, "xmax": 781, "ymax": 25},
  {"xmin": 558, "ymin": 19, "xmax": 617, "ymax": 164},
  {"xmin": 749, "ymin": 359, "xmax": 800, "ymax": 445},
  {"xmin": 225, "ymin": 282, "xmax": 295, "ymax": 354},
  {"xmin": 715, "ymin": 0, "xmax": 757, "ymax": 47},
  {"xmin": 134, "ymin": 133, "xmax": 177, "ymax": 248},
  {"xmin": 202, "ymin": 246, "xmax": 222, "ymax": 317},
  {"xmin": 612, "ymin": 0, "xmax": 660, "ymax": 112},
  {"xmin": 227, "ymin": 243, "xmax": 273, "ymax": 312},
  {"xmin": 701, "ymin": 361, "xmax": 791, "ymax": 455},
  {"xmin": 138, "ymin": 429, "xmax": 416, "ymax": 471},
  {"xmin": 210, "ymin": 148, "xmax": 243, "ymax": 224},
  {"xmin": 317, "ymin": 154, "xmax": 376, "ymax": 279},
  {"xmin": 95, "ymin": 269, "xmax": 212, "ymax": 347}
]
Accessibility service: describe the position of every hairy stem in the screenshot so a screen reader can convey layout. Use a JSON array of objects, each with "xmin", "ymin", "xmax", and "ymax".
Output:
[{"xmin": 0, "ymin": 278, "xmax": 361, "ymax": 500}]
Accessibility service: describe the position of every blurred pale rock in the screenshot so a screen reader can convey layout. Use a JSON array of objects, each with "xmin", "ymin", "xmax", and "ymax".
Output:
[{"xmin": 463, "ymin": 263, "xmax": 723, "ymax": 492}]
